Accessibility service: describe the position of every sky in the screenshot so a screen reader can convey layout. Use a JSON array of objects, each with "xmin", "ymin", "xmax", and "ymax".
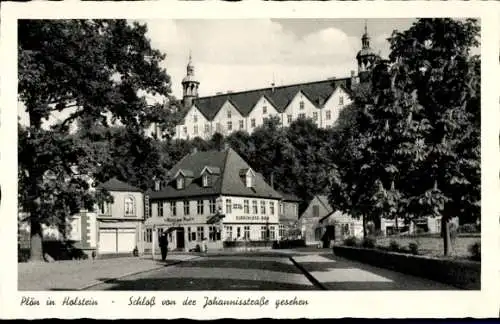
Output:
[
  {"xmin": 139, "ymin": 18, "xmax": 418, "ymax": 99},
  {"xmin": 19, "ymin": 18, "xmax": 419, "ymax": 127}
]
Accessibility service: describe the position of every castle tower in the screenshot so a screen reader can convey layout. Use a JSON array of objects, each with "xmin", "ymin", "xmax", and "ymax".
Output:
[
  {"xmin": 356, "ymin": 21, "xmax": 378, "ymax": 83},
  {"xmin": 182, "ymin": 52, "xmax": 199, "ymax": 109}
]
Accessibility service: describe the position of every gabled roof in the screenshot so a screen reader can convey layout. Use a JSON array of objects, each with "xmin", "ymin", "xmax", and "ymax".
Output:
[
  {"xmin": 183, "ymin": 77, "xmax": 352, "ymax": 121},
  {"xmin": 316, "ymin": 195, "xmax": 334, "ymax": 214},
  {"xmin": 97, "ymin": 178, "xmax": 141, "ymax": 193},
  {"xmin": 201, "ymin": 166, "xmax": 221, "ymax": 175},
  {"xmin": 277, "ymin": 191, "xmax": 301, "ymax": 202},
  {"xmin": 175, "ymin": 169, "xmax": 194, "ymax": 178},
  {"xmin": 149, "ymin": 148, "xmax": 283, "ymax": 200}
]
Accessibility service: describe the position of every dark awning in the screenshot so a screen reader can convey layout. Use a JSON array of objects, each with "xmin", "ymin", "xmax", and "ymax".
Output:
[{"xmin": 207, "ymin": 214, "xmax": 225, "ymax": 224}]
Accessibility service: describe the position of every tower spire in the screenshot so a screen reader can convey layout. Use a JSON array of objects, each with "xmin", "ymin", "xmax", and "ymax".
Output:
[
  {"xmin": 364, "ymin": 19, "xmax": 367, "ymax": 35},
  {"xmin": 182, "ymin": 49, "xmax": 199, "ymax": 108}
]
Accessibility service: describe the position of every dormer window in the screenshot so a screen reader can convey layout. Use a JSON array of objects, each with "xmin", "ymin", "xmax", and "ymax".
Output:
[
  {"xmin": 202, "ymin": 174, "xmax": 211, "ymax": 187},
  {"xmin": 200, "ymin": 166, "xmax": 220, "ymax": 188},
  {"xmin": 240, "ymin": 168, "xmax": 256, "ymax": 188},
  {"xmin": 177, "ymin": 176, "xmax": 185, "ymax": 189},
  {"xmin": 246, "ymin": 174, "xmax": 253, "ymax": 188}
]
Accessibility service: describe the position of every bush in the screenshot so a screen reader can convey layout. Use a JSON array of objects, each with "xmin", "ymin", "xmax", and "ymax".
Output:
[
  {"xmin": 408, "ymin": 242, "xmax": 419, "ymax": 255},
  {"xmin": 389, "ymin": 240, "xmax": 400, "ymax": 252},
  {"xmin": 468, "ymin": 241, "xmax": 481, "ymax": 261},
  {"xmin": 458, "ymin": 224, "xmax": 479, "ymax": 234},
  {"xmin": 362, "ymin": 236, "xmax": 376, "ymax": 249},
  {"xmin": 343, "ymin": 236, "xmax": 359, "ymax": 247},
  {"xmin": 271, "ymin": 239, "xmax": 306, "ymax": 249}
]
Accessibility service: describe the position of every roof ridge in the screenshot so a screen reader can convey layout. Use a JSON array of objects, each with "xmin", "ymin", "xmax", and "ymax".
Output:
[
  {"xmin": 196, "ymin": 77, "xmax": 350, "ymax": 100},
  {"xmin": 218, "ymin": 148, "xmax": 231, "ymax": 193}
]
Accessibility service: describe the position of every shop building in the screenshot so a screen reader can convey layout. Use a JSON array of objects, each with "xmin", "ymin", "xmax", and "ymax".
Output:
[{"xmin": 142, "ymin": 147, "xmax": 283, "ymax": 253}]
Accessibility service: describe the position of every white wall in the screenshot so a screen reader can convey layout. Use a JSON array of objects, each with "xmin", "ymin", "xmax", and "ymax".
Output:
[
  {"xmin": 174, "ymin": 105, "xmax": 209, "ymax": 140},
  {"xmin": 321, "ymin": 86, "xmax": 352, "ymax": 128},
  {"xmin": 212, "ymin": 101, "xmax": 243, "ymax": 137},
  {"xmin": 281, "ymin": 91, "xmax": 319, "ymax": 127},
  {"xmin": 247, "ymin": 96, "xmax": 280, "ymax": 133}
]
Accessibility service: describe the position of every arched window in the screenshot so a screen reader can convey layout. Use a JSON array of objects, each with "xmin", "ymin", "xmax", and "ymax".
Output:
[{"xmin": 124, "ymin": 196, "xmax": 135, "ymax": 216}]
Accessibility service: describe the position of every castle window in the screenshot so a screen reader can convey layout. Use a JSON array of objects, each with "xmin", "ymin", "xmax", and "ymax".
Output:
[
  {"xmin": 339, "ymin": 96, "xmax": 344, "ymax": 106},
  {"xmin": 183, "ymin": 126, "xmax": 187, "ymax": 134},
  {"xmin": 205, "ymin": 124, "xmax": 210, "ymax": 133},
  {"xmin": 227, "ymin": 121, "xmax": 232, "ymax": 131},
  {"xmin": 124, "ymin": 196, "xmax": 135, "ymax": 216},
  {"xmin": 158, "ymin": 202, "xmax": 164, "ymax": 217},
  {"xmin": 299, "ymin": 101, "xmax": 305, "ymax": 109},
  {"xmin": 252, "ymin": 200, "xmax": 258, "ymax": 214},
  {"xmin": 184, "ymin": 200, "xmax": 190, "ymax": 215},
  {"xmin": 263, "ymin": 105, "xmax": 267, "ymax": 114},
  {"xmin": 313, "ymin": 112, "xmax": 318, "ymax": 121},
  {"xmin": 194, "ymin": 125, "xmax": 198, "ymax": 135},
  {"xmin": 239, "ymin": 120, "xmax": 244, "ymax": 129},
  {"xmin": 170, "ymin": 201, "xmax": 176, "ymax": 216},
  {"xmin": 299, "ymin": 113, "xmax": 306, "ymax": 119},
  {"xmin": 197, "ymin": 200, "xmax": 204, "ymax": 215},
  {"xmin": 287, "ymin": 114, "xmax": 292, "ymax": 123},
  {"xmin": 251, "ymin": 119, "xmax": 256, "ymax": 128},
  {"xmin": 209, "ymin": 199, "xmax": 216, "ymax": 214},
  {"xmin": 244, "ymin": 200, "xmax": 249, "ymax": 214},
  {"xmin": 227, "ymin": 110, "xmax": 231, "ymax": 118},
  {"xmin": 193, "ymin": 114, "xmax": 198, "ymax": 123},
  {"xmin": 326, "ymin": 110, "xmax": 331, "ymax": 120}
]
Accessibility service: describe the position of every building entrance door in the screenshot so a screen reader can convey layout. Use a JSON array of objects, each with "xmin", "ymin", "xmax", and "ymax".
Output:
[{"xmin": 176, "ymin": 228, "xmax": 185, "ymax": 249}]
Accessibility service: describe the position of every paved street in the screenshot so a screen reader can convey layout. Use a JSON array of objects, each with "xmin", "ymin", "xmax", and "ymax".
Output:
[
  {"xmin": 85, "ymin": 252, "xmax": 456, "ymax": 291},
  {"xmin": 86, "ymin": 253, "xmax": 317, "ymax": 290}
]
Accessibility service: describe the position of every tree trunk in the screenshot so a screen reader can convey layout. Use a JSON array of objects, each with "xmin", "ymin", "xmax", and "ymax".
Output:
[
  {"xmin": 29, "ymin": 216, "xmax": 44, "ymax": 262},
  {"xmin": 362, "ymin": 214, "xmax": 367, "ymax": 238},
  {"xmin": 442, "ymin": 217, "xmax": 451, "ymax": 257}
]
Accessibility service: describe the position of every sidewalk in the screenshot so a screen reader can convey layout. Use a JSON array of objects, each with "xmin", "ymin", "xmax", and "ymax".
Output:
[
  {"xmin": 290, "ymin": 254, "xmax": 456, "ymax": 290},
  {"xmin": 18, "ymin": 254, "xmax": 198, "ymax": 291}
]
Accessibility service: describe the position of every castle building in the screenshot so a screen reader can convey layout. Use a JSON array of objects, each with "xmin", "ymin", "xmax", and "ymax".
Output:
[{"xmin": 173, "ymin": 23, "xmax": 380, "ymax": 140}]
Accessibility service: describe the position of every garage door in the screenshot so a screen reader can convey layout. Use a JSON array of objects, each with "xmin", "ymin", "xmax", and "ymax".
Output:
[
  {"xmin": 99, "ymin": 229, "xmax": 117, "ymax": 254},
  {"xmin": 117, "ymin": 229, "xmax": 136, "ymax": 253}
]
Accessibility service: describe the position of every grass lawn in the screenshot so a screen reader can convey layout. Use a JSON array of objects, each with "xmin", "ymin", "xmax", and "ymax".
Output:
[{"xmin": 375, "ymin": 235, "xmax": 480, "ymax": 258}]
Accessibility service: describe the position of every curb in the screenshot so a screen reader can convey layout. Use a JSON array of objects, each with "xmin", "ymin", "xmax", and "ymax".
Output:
[
  {"xmin": 288, "ymin": 256, "xmax": 327, "ymax": 291},
  {"xmin": 78, "ymin": 256, "xmax": 201, "ymax": 291}
]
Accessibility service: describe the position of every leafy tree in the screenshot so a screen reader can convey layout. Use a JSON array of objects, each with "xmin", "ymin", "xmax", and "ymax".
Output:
[
  {"xmin": 18, "ymin": 20, "xmax": 173, "ymax": 261},
  {"xmin": 328, "ymin": 18, "xmax": 480, "ymax": 255}
]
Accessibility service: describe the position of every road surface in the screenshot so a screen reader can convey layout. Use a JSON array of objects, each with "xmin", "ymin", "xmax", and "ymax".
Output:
[{"xmin": 86, "ymin": 252, "xmax": 455, "ymax": 290}]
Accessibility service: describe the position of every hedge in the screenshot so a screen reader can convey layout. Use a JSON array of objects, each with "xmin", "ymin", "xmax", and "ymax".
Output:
[{"xmin": 333, "ymin": 246, "xmax": 480, "ymax": 290}]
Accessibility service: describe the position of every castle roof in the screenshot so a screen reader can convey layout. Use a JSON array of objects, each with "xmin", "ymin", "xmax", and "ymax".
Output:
[{"xmin": 186, "ymin": 77, "xmax": 353, "ymax": 121}]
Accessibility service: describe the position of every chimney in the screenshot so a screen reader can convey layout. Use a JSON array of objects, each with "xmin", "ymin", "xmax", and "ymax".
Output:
[
  {"xmin": 191, "ymin": 147, "xmax": 198, "ymax": 154},
  {"xmin": 270, "ymin": 173, "xmax": 274, "ymax": 189}
]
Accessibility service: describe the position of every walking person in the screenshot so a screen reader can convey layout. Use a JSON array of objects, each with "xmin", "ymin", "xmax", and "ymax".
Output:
[{"xmin": 159, "ymin": 231, "xmax": 168, "ymax": 261}]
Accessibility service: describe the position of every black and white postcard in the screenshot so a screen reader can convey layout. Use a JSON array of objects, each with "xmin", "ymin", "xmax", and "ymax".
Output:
[{"xmin": 0, "ymin": 0, "xmax": 498, "ymax": 319}]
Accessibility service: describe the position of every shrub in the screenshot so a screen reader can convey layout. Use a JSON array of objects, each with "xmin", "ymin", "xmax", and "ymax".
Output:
[
  {"xmin": 343, "ymin": 236, "xmax": 358, "ymax": 247},
  {"xmin": 468, "ymin": 241, "xmax": 481, "ymax": 261},
  {"xmin": 362, "ymin": 236, "xmax": 376, "ymax": 249},
  {"xmin": 408, "ymin": 242, "xmax": 419, "ymax": 255},
  {"xmin": 458, "ymin": 224, "xmax": 479, "ymax": 234},
  {"xmin": 389, "ymin": 240, "xmax": 400, "ymax": 252}
]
